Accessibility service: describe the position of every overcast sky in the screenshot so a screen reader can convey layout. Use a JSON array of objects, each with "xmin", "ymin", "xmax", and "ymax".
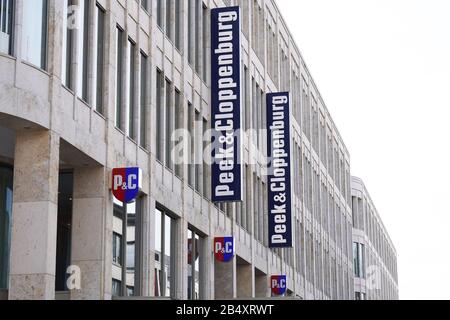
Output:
[{"xmin": 277, "ymin": 0, "xmax": 450, "ymax": 300}]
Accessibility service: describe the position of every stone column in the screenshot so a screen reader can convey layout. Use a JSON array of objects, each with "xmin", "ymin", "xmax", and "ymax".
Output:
[
  {"xmin": 255, "ymin": 273, "xmax": 269, "ymax": 298},
  {"xmin": 214, "ymin": 259, "xmax": 235, "ymax": 299},
  {"xmin": 9, "ymin": 130, "xmax": 60, "ymax": 300},
  {"xmin": 236, "ymin": 263, "xmax": 253, "ymax": 298},
  {"xmin": 70, "ymin": 167, "xmax": 109, "ymax": 300}
]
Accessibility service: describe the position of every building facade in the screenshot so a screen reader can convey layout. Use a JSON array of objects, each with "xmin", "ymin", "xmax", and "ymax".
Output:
[
  {"xmin": 0, "ymin": 0, "xmax": 391, "ymax": 300},
  {"xmin": 351, "ymin": 177, "xmax": 399, "ymax": 300}
]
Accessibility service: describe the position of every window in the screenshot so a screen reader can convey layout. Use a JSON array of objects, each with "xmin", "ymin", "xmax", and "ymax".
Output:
[
  {"xmin": 202, "ymin": 118, "xmax": 209, "ymax": 199},
  {"xmin": 115, "ymin": 27, "xmax": 124, "ymax": 129},
  {"xmin": 154, "ymin": 207, "xmax": 176, "ymax": 298},
  {"xmin": 113, "ymin": 232, "xmax": 122, "ymax": 266},
  {"xmin": 0, "ymin": 165, "xmax": 13, "ymax": 290},
  {"xmin": 194, "ymin": 110, "xmax": 201, "ymax": 193},
  {"xmin": 128, "ymin": 39, "xmax": 137, "ymax": 140},
  {"xmin": 187, "ymin": 102, "xmax": 194, "ymax": 187},
  {"xmin": 187, "ymin": 0, "xmax": 194, "ymax": 64},
  {"xmin": 359, "ymin": 243, "xmax": 365, "ymax": 279},
  {"xmin": 74, "ymin": 0, "xmax": 90, "ymax": 101},
  {"xmin": 353, "ymin": 242, "xmax": 365, "ymax": 279},
  {"xmin": 112, "ymin": 279, "xmax": 122, "ymax": 297},
  {"xmin": 156, "ymin": 69, "xmax": 164, "ymax": 161},
  {"xmin": 157, "ymin": 0, "xmax": 163, "ymax": 28},
  {"xmin": 140, "ymin": 52, "xmax": 148, "ymax": 149},
  {"xmin": 21, "ymin": 0, "xmax": 47, "ymax": 69},
  {"xmin": 0, "ymin": 0, "xmax": 14, "ymax": 55},
  {"xmin": 165, "ymin": 79, "xmax": 173, "ymax": 170},
  {"xmin": 165, "ymin": 0, "xmax": 172, "ymax": 40},
  {"xmin": 187, "ymin": 229, "xmax": 203, "ymax": 300},
  {"xmin": 62, "ymin": 0, "xmax": 74, "ymax": 89},
  {"xmin": 112, "ymin": 198, "xmax": 143, "ymax": 297},
  {"xmin": 194, "ymin": 0, "xmax": 201, "ymax": 74},
  {"xmin": 175, "ymin": 0, "xmax": 182, "ymax": 51},
  {"xmin": 141, "ymin": 0, "xmax": 149, "ymax": 12},
  {"xmin": 355, "ymin": 292, "xmax": 366, "ymax": 300},
  {"xmin": 243, "ymin": 66, "xmax": 249, "ymax": 130},
  {"xmin": 93, "ymin": 3, "xmax": 105, "ymax": 113},
  {"xmin": 174, "ymin": 89, "xmax": 183, "ymax": 178}
]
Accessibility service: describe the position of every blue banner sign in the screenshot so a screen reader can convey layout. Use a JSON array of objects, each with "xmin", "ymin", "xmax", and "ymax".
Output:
[
  {"xmin": 211, "ymin": 6, "xmax": 243, "ymax": 203},
  {"xmin": 267, "ymin": 92, "xmax": 293, "ymax": 248}
]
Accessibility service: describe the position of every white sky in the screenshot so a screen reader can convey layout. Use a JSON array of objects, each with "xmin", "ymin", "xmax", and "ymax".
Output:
[{"xmin": 277, "ymin": 0, "xmax": 450, "ymax": 300}]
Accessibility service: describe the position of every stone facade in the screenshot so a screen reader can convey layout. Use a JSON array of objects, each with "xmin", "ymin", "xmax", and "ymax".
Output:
[{"xmin": 0, "ymin": 0, "xmax": 397, "ymax": 300}]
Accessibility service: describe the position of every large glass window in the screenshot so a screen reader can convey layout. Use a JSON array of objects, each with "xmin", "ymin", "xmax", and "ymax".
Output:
[
  {"xmin": 112, "ymin": 198, "xmax": 142, "ymax": 297},
  {"xmin": 0, "ymin": 0, "xmax": 14, "ymax": 55},
  {"xmin": 187, "ymin": 228, "xmax": 203, "ymax": 300},
  {"xmin": 21, "ymin": 0, "xmax": 47, "ymax": 69},
  {"xmin": 0, "ymin": 165, "xmax": 13, "ymax": 290},
  {"xmin": 154, "ymin": 207, "xmax": 175, "ymax": 298}
]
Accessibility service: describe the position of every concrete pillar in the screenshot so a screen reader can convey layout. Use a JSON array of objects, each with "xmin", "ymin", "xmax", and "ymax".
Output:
[
  {"xmin": 255, "ymin": 273, "xmax": 269, "ymax": 298},
  {"xmin": 70, "ymin": 167, "xmax": 109, "ymax": 300},
  {"xmin": 214, "ymin": 260, "xmax": 234, "ymax": 299},
  {"xmin": 9, "ymin": 130, "xmax": 60, "ymax": 300},
  {"xmin": 236, "ymin": 263, "xmax": 253, "ymax": 298}
]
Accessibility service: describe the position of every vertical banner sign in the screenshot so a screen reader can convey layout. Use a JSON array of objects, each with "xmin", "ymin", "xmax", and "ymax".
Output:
[
  {"xmin": 271, "ymin": 275, "xmax": 287, "ymax": 296},
  {"xmin": 112, "ymin": 167, "xmax": 142, "ymax": 203},
  {"xmin": 214, "ymin": 237, "xmax": 235, "ymax": 262},
  {"xmin": 211, "ymin": 6, "xmax": 243, "ymax": 203},
  {"xmin": 267, "ymin": 93, "xmax": 293, "ymax": 248}
]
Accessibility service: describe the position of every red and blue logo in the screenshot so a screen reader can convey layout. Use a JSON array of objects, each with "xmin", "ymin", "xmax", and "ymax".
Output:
[
  {"xmin": 271, "ymin": 275, "xmax": 287, "ymax": 296},
  {"xmin": 214, "ymin": 237, "xmax": 235, "ymax": 262},
  {"xmin": 112, "ymin": 167, "xmax": 142, "ymax": 203}
]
